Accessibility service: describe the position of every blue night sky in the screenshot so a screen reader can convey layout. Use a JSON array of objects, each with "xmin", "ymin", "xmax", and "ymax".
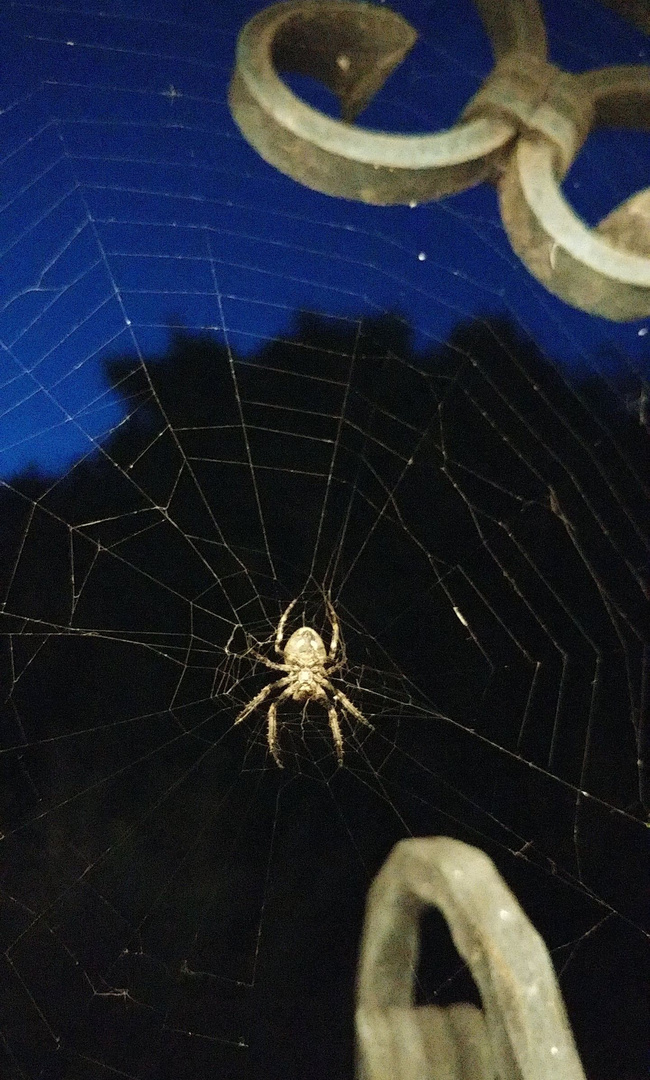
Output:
[{"xmin": 1, "ymin": 0, "xmax": 649, "ymax": 477}]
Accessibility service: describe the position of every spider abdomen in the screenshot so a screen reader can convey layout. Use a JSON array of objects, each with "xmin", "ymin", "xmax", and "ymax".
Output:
[{"xmin": 284, "ymin": 627, "xmax": 327, "ymax": 666}]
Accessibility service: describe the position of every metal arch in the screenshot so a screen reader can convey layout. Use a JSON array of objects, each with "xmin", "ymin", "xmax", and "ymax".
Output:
[
  {"xmin": 355, "ymin": 837, "xmax": 587, "ymax": 1080},
  {"xmin": 228, "ymin": 0, "xmax": 650, "ymax": 321}
]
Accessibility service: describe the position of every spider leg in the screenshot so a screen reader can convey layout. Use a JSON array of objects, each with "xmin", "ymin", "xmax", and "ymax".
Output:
[
  {"xmin": 309, "ymin": 686, "xmax": 345, "ymax": 766},
  {"xmin": 326, "ymin": 703, "xmax": 344, "ymax": 766},
  {"xmin": 234, "ymin": 676, "xmax": 292, "ymax": 725},
  {"xmin": 275, "ymin": 598, "xmax": 298, "ymax": 655},
  {"xmin": 250, "ymin": 649, "xmax": 289, "ymax": 672},
  {"xmin": 332, "ymin": 688, "xmax": 374, "ymax": 730},
  {"xmin": 266, "ymin": 685, "xmax": 296, "ymax": 767},
  {"xmin": 267, "ymin": 701, "xmax": 282, "ymax": 768},
  {"xmin": 325, "ymin": 597, "xmax": 339, "ymax": 660},
  {"xmin": 323, "ymin": 657, "xmax": 344, "ymax": 677}
]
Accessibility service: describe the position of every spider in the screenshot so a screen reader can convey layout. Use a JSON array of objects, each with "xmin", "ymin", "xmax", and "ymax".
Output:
[{"xmin": 234, "ymin": 598, "xmax": 372, "ymax": 767}]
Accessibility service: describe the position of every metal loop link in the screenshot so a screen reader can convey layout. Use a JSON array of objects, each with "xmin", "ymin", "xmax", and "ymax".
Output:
[
  {"xmin": 461, "ymin": 54, "xmax": 594, "ymax": 177},
  {"xmin": 229, "ymin": 0, "xmax": 650, "ymax": 321}
]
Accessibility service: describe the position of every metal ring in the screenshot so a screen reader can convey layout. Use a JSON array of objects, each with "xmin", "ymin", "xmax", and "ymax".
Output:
[
  {"xmin": 228, "ymin": 0, "xmax": 532, "ymax": 203},
  {"xmin": 229, "ymin": 0, "xmax": 650, "ymax": 321},
  {"xmin": 498, "ymin": 66, "xmax": 650, "ymax": 320}
]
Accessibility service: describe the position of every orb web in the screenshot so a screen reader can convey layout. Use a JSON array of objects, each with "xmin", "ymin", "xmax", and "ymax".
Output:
[{"xmin": 0, "ymin": 1, "xmax": 648, "ymax": 1078}]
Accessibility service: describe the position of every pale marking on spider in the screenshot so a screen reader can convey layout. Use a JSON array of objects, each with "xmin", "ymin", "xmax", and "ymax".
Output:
[{"xmin": 234, "ymin": 598, "xmax": 373, "ymax": 767}]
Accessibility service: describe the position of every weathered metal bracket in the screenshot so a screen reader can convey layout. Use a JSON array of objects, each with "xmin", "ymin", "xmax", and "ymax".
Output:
[
  {"xmin": 229, "ymin": 0, "xmax": 650, "ymax": 321},
  {"xmin": 355, "ymin": 837, "xmax": 587, "ymax": 1080}
]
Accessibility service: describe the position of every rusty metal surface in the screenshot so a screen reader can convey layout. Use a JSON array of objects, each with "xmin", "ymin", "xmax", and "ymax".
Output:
[{"xmin": 229, "ymin": 0, "xmax": 650, "ymax": 321}]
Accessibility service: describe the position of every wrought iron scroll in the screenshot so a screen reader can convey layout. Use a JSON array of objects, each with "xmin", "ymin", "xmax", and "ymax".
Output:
[{"xmin": 229, "ymin": 0, "xmax": 650, "ymax": 321}]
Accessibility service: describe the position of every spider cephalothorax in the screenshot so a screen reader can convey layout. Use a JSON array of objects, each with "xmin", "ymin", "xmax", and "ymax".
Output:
[{"xmin": 234, "ymin": 598, "xmax": 372, "ymax": 767}]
